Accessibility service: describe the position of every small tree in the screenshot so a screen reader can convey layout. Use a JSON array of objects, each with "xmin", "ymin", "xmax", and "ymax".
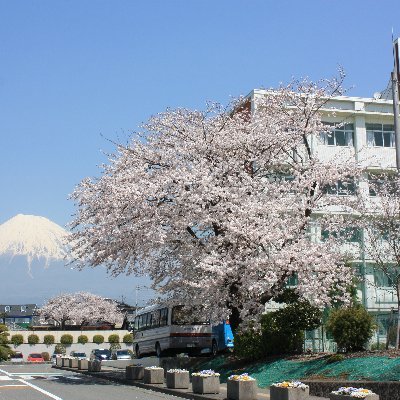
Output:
[
  {"xmin": 108, "ymin": 334, "xmax": 119, "ymax": 344},
  {"xmin": 326, "ymin": 305, "xmax": 375, "ymax": 352},
  {"xmin": 93, "ymin": 334, "xmax": 104, "ymax": 345},
  {"xmin": 60, "ymin": 334, "xmax": 73, "ymax": 345},
  {"xmin": 27, "ymin": 334, "xmax": 39, "ymax": 345},
  {"xmin": 77, "ymin": 335, "xmax": 88, "ymax": 344},
  {"xmin": 10, "ymin": 334, "xmax": 24, "ymax": 347},
  {"xmin": 0, "ymin": 324, "xmax": 11, "ymax": 361},
  {"xmin": 54, "ymin": 343, "xmax": 66, "ymax": 355},
  {"xmin": 123, "ymin": 333, "xmax": 133, "ymax": 344},
  {"xmin": 41, "ymin": 352, "xmax": 50, "ymax": 361},
  {"xmin": 43, "ymin": 335, "xmax": 55, "ymax": 345},
  {"xmin": 109, "ymin": 343, "xmax": 121, "ymax": 351}
]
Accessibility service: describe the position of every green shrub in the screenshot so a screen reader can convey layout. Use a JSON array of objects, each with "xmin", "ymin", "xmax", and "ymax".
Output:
[
  {"xmin": 326, "ymin": 353, "xmax": 345, "ymax": 363},
  {"xmin": 77, "ymin": 335, "xmax": 88, "ymax": 344},
  {"xmin": 43, "ymin": 335, "xmax": 55, "ymax": 345},
  {"xmin": 234, "ymin": 298, "xmax": 322, "ymax": 360},
  {"xmin": 60, "ymin": 334, "xmax": 73, "ymax": 345},
  {"xmin": 27, "ymin": 334, "xmax": 39, "ymax": 345},
  {"xmin": 41, "ymin": 351, "xmax": 50, "ymax": 361},
  {"xmin": 109, "ymin": 343, "xmax": 121, "ymax": 351},
  {"xmin": 10, "ymin": 334, "xmax": 24, "ymax": 346},
  {"xmin": 0, "ymin": 325, "xmax": 11, "ymax": 361},
  {"xmin": 108, "ymin": 334, "xmax": 120, "ymax": 344},
  {"xmin": 123, "ymin": 333, "xmax": 133, "ymax": 344},
  {"xmin": 54, "ymin": 344, "xmax": 66, "ymax": 355},
  {"xmin": 93, "ymin": 335, "xmax": 104, "ymax": 345},
  {"xmin": 370, "ymin": 342, "xmax": 386, "ymax": 351},
  {"xmin": 326, "ymin": 305, "xmax": 375, "ymax": 352}
]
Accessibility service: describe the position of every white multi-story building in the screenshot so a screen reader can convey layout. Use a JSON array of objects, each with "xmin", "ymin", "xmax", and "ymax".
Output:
[{"xmin": 246, "ymin": 89, "xmax": 397, "ymax": 349}]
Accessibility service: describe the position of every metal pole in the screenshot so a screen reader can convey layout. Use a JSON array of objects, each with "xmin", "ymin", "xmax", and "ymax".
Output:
[{"xmin": 392, "ymin": 39, "xmax": 400, "ymax": 171}]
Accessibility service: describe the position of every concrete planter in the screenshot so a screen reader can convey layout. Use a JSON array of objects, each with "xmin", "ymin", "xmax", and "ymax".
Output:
[
  {"xmin": 329, "ymin": 394, "xmax": 379, "ymax": 400},
  {"xmin": 166, "ymin": 371, "xmax": 190, "ymax": 389},
  {"xmin": 88, "ymin": 360, "xmax": 101, "ymax": 372},
  {"xmin": 270, "ymin": 386, "xmax": 309, "ymax": 400},
  {"xmin": 69, "ymin": 358, "xmax": 79, "ymax": 368},
  {"xmin": 56, "ymin": 357, "xmax": 63, "ymax": 367},
  {"xmin": 192, "ymin": 375, "xmax": 220, "ymax": 394},
  {"xmin": 144, "ymin": 368, "xmax": 164, "ymax": 384},
  {"xmin": 78, "ymin": 359, "xmax": 89, "ymax": 370},
  {"xmin": 227, "ymin": 379, "xmax": 258, "ymax": 400},
  {"xmin": 126, "ymin": 365, "xmax": 144, "ymax": 381},
  {"xmin": 61, "ymin": 357, "xmax": 70, "ymax": 367}
]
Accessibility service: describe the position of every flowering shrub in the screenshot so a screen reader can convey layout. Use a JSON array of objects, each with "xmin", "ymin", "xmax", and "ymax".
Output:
[
  {"xmin": 228, "ymin": 373, "xmax": 255, "ymax": 381},
  {"xmin": 145, "ymin": 366, "xmax": 164, "ymax": 370},
  {"xmin": 272, "ymin": 381, "xmax": 309, "ymax": 390},
  {"xmin": 167, "ymin": 368, "xmax": 188, "ymax": 373},
  {"xmin": 192, "ymin": 369, "xmax": 220, "ymax": 377},
  {"xmin": 331, "ymin": 387, "xmax": 376, "ymax": 398}
]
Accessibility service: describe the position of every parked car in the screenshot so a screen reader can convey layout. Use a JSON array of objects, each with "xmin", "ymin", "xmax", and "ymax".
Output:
[
  {"xmin": 110, "ymin": 349, "xmax": 132, "ymax": 360},
  {"xmin": 90, "ymin": 349, "xmax": 110, "ymax": 361},
  {"xmin": 69, "ymin": 351, "xmax": 87, "ymax": 359},
  {"xmin": 10, "ymin": 351, "xmax": 23, "ymax": 362},
  {"xmin": 27, "ymin": 353, "xmax": 44, "ymax": 362}
]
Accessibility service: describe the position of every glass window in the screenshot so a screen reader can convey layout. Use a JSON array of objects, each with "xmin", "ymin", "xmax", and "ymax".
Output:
[
  {"xmin": 366, "ymin": 123, "xmax": 395, "ymax": 147},
  {"xmin": 374, "ymin": 270, "xmax": 393, "ymax": 287},
  {"xmin": 160, "ymin": 308, "xmax": 168, "ymax": 327},
  {"xmin": 320, "ymin": 123, "xmax": 354, "ymax": 146},
  {"xmin": 151, "ymin": 309, "xmax": 160, "ymax": 328},
  {"xmin": 321, "ymin": 227, "xmax": 361, "ymax": 243},
  {"xmin": 368, "ymin": 173, "xmax": 396, "ymax": 196},
  {"xmin": 134, "ymin": 316, "xmax": 139, "ymax": 331},
  {"xmin": 324, "ymin": 178, "xmax": 356, "ymax": 196}
]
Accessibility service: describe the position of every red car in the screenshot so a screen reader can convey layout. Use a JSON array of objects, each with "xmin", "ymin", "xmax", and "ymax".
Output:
[{"xmin": 27, "ymin": 353, "xmax": 44, "ymax": 362}]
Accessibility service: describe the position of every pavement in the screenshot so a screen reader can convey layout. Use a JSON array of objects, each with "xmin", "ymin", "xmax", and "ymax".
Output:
[{"xmin": 54, "ymin": 364, "xmax": 327, "ymax": 400}]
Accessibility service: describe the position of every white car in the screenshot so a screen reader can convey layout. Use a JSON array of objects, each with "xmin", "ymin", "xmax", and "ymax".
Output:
[{"xmin": 110, "ymin": 349, "xmax": 132, "ymax": 360}]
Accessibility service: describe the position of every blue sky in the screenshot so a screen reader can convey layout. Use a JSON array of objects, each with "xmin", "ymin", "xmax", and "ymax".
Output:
[{"xmin": 0, "ymin": 0, "xmax": 399, "ymax": 227}]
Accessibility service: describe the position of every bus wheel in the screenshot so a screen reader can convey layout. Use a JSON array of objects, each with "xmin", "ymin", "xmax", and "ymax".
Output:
[
  {"xmin": 135, "ymin": 344, "xmax": 142, "ymax": 359},
  {"xmin": 211, "ymin": 340, "xmax": 218, "ymax": 357},
  {"xmin": 155, "ymin": 342, "xmax": 162, "ymax": 358}
]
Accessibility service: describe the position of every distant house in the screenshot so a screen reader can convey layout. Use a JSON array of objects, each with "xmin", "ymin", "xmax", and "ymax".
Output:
[{"xmin": 0, "ymin": 304, "xmax": 38, "ymax": 329}]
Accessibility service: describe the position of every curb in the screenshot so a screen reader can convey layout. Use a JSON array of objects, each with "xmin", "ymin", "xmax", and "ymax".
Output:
[{"xmin": 53, "ymin": 366, "xmax": 233, "ymax": 400}]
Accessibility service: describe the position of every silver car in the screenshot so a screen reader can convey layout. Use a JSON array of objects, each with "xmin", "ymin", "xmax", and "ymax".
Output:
[{"xmin": 110, "ymin": 349, "xmax": 132, "ymax": 360}]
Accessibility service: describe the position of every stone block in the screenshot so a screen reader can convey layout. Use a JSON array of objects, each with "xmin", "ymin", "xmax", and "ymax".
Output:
[
  {"xmin": 88, "ymin": 360, "xmax": 101, "ymax": 372},
  {"xmin": 227, "ymin": 379, "xmax": 258, "ymax": 400},
  {"xmin": 192, "ymin": 375, "xmax": 220, "ymax": 394},
  {"xmin": 144, "ymin": 368, "xmax": 164, "ymax": 384},
  {"xmin": 56, "ymin": 357, "xmax": 63, "ymax": 367},
  {"xmin": 69, "ymin": 358, "xmax": 79, "ymax": 368},
  {"xmin": 61, "ymin": 357, "xmax": 70, "ymax": 367},
  {"xmin": 270, "ymin": 386, "xmax": 309, "ymax": 400},
  {"xmin": 78, "ymin": 359, "xmax": 89, "ymax": 370},
  {"xmin": 329, "ymin": 394, "xmax": 379, "ymax": 400},
  {"xmin": 166, "ymin": 371, "xmax": 190, "ymax": 389},
  {"xmin": 126, "ymin": 365, "xmax": 144, "ymax": 380}
]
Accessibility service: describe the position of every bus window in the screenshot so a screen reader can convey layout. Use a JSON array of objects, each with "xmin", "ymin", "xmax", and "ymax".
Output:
[
  {"xmin": 139, "ymin": 314, "xmax": 146, "ymax": 330},
  {"xmin": 151, "ymin": 309, "xmax": 161, "ymax": 328},
  {"xmin": 160, "ymin": 308, "xmax": 168, "ymax": 326},
  {"xmin": 146, "ymin": 313, "xmax": 152, "ymax": 329},
  {"xmin": 134, "ymin": 316, "xmax": 139, "ymax": 331},
  {"xmin": 171, "ymin": 305, "xmax": 209, "ymax": 325}
]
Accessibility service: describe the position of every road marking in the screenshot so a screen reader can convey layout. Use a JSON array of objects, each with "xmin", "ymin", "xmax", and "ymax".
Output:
[
  {"xmin": 0, "ymin": 385, "xmax": 27, "ymax": 389},
  {"xmin": 0, "ymin": 376, "xmax": 13, "ymax": 380},
  {"xmin": 0, "ymin": 368, "xmax": 64, "ymax": 400}
]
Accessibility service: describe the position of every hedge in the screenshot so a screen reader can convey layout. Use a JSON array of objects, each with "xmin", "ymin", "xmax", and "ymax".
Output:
[
  {"xmin": 93, "ymin": 335, "xmax": 104, "ymax": 345},
  {"xmin": 108, "ymin": 334, "xmax": 120, "ymax": 344},
  {"xmin": 123, "ymin": 333, "xmax": 133, "ymax": 344},
  {"xmin": 60, "ymin": 334, "xmax": 73, "ymax": 345},
  {"xmin": 77, "ymin": 335, "xmax": 88, "ymax": 344},
  {"xmin": 27, "ymin": 334, "xmax": 39, "ymax": 345},
  {"xmin": 43, "ymin": 335, "xmax": 55, "ymax": 345}
]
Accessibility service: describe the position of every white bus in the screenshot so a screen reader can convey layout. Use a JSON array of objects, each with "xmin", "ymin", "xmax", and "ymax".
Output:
[{"xmin": 132, "ymin": 304, "xmax": 226, "ymax": 358}]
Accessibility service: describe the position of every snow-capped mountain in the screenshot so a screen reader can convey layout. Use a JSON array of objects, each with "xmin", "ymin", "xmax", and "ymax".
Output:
[
  {"xmin": 0, "ymin": 214, "xmax": 69, "ymax": 264},
  {"xmin": 0, "ymin": 214, "xmax": 152, "ymax": 305}
]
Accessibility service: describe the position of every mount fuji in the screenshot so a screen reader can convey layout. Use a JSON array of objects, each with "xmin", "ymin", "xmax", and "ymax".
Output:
[{"xmin": 0, "ymin": 214, "xmax": 151, "ymax": 305}]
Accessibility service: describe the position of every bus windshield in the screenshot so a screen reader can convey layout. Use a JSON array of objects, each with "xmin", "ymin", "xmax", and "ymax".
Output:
[{"xmin": 171, "ymin": 305, "xmax": 209, "ymax": 325}]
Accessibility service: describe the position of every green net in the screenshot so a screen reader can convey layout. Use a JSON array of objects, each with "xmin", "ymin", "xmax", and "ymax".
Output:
[{"xmin": 193, "ymin": 356, "xmax": 400, "ymax": 387}]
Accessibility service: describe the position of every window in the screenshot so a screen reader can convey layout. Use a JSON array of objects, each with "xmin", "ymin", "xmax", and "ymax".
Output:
[
  {"xmin": 368, "ymin": 173, "xmax": 396, "ymax": 196},
  {"xmin": 321, "ymin": 227, "xmax": 361, "ymax": 243},
  {"xmin": 160, "ymin": 308, "xmax": 168, "ymax": 327},
  {"xmin": 374, "ymin": 270, "xmax": 393, "ymax": 288},
  {"xmin": 286, "ymin": 274, "xmax": 298, "ymax": 287},
  {"xmin": 366, "ymin": 124, "xmax": 395, "ymax": 147},
  {"xmin": 151, "ymin": 309, "xmax": 160, "ymax": 328},
  {"xmin": 324, "ymin": 179, "xmax": 356, "ymax": 195},
  {"xmin": 320, "ymin": 123, "xmax": 354, "ymax": 146}
]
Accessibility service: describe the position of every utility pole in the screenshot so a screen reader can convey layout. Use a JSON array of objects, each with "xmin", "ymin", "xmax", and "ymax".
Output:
[{"xmin": 392, "ymin": 38, "xmax": 400, "ymax": 171}]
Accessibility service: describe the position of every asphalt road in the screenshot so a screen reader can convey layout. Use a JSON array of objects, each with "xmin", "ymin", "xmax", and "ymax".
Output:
[{"xmin": 0, "ymin": 363, "xmax": 179, "ymax": 400}]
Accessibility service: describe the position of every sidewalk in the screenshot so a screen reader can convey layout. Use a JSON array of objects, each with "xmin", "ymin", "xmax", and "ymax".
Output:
[{"xmin": 54, "ymin": 365, "xmax": 326, "ymax": 400}]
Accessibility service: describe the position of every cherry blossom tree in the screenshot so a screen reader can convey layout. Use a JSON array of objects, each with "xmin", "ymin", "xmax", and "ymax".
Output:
[
  {"xmin": 70, "ymin": 72, "xmax": 360, "ymax": 331},
  {"xmin": 39, "ymin": 292, "xmax": 123, "ymax": 329},
  {"xmin": 358, "ymin": 173, "xmax": 400, "ymax": 347}
]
